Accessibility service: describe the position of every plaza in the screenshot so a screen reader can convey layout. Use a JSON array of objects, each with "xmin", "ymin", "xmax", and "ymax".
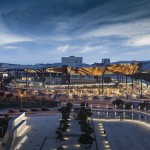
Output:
[{"xmin": 1, "ymin": 106, "xmax": 150, "ymax": 150}]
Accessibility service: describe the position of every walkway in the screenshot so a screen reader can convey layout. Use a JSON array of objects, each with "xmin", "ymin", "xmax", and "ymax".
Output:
[{"xmin": 93, "ymin": 119, "xmax": 150, "ymax": 150}]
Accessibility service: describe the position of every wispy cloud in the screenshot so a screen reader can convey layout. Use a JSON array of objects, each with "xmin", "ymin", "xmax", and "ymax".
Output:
[
  {"xmin": 0, "ymin": 31, "xmax": 33, "ymax": 45},
  {"xmin": 127, "ymin": 35, "xmax": 150, "ymax": 46},
  {"xmin": 4, "ymin": 45, "xmax": 19, "ymax": 49},
  {"xmin": 56, "ymin": 45, "xmax": 70, "ymax": 52},
  {"xmin": 0, "ymin": 0, "xmax": 150, "ymax": 64},
  {"xmin": 80, "ymin": 45, "xmax": 104, "ymax": 53}
]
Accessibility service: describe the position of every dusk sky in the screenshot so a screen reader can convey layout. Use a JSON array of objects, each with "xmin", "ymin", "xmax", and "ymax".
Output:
[{"xmin": 0, "ymin": 0, "xmax": 150, "ymax": 64}]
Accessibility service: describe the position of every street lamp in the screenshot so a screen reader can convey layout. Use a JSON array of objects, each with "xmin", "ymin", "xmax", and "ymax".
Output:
[
  {"xmin": 21, "ymin": 94, "xmax": 23, "ymax": 109},
  {"xmin": 115, "ymin": 112, "xmax": 116, "ymax": 119},
  {"xmin": 106, "ymin": 112, "xmax": 108, "ymax": 119},
  {"xmin": 98, "ymin": 112, "xmax": 100, "ymax": 119},
  {"xmin": 144, "ymin": 107, "xmax": 146, "ymax": 112},
  {"xmin": 123, "ymin": 112, "xmax": 125, "ymax": 120},
  {"xmin": 138, "ymin": 105, "xmax": 141, "ymax": 111},
  {"xmin": 139, "ymin": 115, "xmax": 141, "ymax": 121},
  {"xmin": 107, "ymin": 105, "xmax": 109, "ymax": 109},
  {"xmin": 123, "ymin": 104, "xmax": 125, "ymax": 110},
  {"xmin": 132, "ymin": 113, "xmax": 133, "ymax": 120},
  {"xmin": 90, "ymin": 104, "xmax": 93, "ymax": 109},
  {"xmin": 145, "ymin": 116, "xmax": 147, "ymax": 123},
  {"xmin": 0, "ymin": 127, "xmax": 3, "ymax": 139}
]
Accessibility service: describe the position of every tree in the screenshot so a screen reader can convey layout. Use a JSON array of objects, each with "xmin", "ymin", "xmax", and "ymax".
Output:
[
  {"xmin": 112, "ymin": 99, "xmax": 124, "ymax": 109},
  {"xmin": 80, "ymin": 102, "xmax": 89, "ymax": 107},
  {"xmin": 6, "ymin": 93, "xmax": 13, "ymax": 101},
  {"xmin": 79, "ymin": 133, "xmax": 95, "ymax": 149},
  {"xmin": 66, "ymin": 102, "xmax": 73, "ymax": 110},
  {"xmin": 80, "ymin": 123, "xmax": 93, "ymax": 134},
  {"xmin": 0, "ymin": 91, "xmax": 4, "ymax": 100},
  {"xmin": 77, "ymin": 104, "xmax": 94, "ymax": 149},
  {"xmin": 138, "ymin": 102, "xmax": 150, "ymax": 111},
  {"xmin": 56, "ymin": 127, "xmax": 64, "ymax": 150},
  {"xmin": 125, "ymin": 102, "xmax": 133, "ymax": 110}
]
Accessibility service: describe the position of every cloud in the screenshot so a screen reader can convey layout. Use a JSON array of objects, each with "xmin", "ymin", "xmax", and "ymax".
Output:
[
  {"xmin": 0, "ymin": 0, "xmax": 150, "ymax": 64},
  {"xmin": 80, "ymin": 45, "xmax": 104, "ymax": 53},
  {"xmin": 81, "ymin": 19, "xmax": 150, "ymax": 38},
  {"xmin": 56, "ymin": 45, "xmax": 70, "ymax": 52},
  {"xmin": 0, "ymin": 31, "xmax": 33, "ymax": 45},
  {"xmin": 127, "ymin": 35, "xmax": 150, "ymax": 46},
  {"xmin": 4, "ymin": 45, "xmax": 19, "ymax": 49},
  {"xmin": 1, "ymin": 0, "xmax": 150, "ymax": 37}
]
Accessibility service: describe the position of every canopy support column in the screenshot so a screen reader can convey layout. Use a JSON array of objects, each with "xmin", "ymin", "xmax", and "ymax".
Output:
[
  {"xmin": 140, "ymin": 77, "xmax": 143, "ymax": 99},
  {"xmin": 126, "ymin": 75, "xmax": 127, "ymax": 86},
  {"xmin": 42, "ymin": 69, "xmax": 45, "ymax": 88},
  {"xmin": 140, "ymin": 64, "xmax": 143, "ymax": 99},
  {"xmin": 25, "ymin": 70, "xmax": 27, "ymax": 88}
]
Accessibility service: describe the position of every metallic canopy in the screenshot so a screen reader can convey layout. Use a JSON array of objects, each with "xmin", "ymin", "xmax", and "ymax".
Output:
[{"xmin": 1, "ymin": 61, "xmax": 150, "ymax": 78}]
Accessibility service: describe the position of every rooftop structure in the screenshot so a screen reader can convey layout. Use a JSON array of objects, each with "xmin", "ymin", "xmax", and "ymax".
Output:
[
  {"xmin": 61, "ymin": 56, "xmax": 83, "ymax": 67},
  {"xmin": 102, "ymin": 58, "xmax": 110, "ymax": 64}
]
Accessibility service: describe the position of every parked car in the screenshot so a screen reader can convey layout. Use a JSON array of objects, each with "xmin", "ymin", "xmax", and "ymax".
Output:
[
  {"xmin": 9, "ymin": 109, "xmax": 17, "ymax": 113},
  {"xmin": 19, "ymin": 109, "xmax": 28, "ymax": 112},
  {"xmin": 31, "ymin": 108, "xmax": 40, "ymax": 111},
  {"xmin": 41, "ymin": 107, "xmax": 50, "ymax": 111},
  {"xmin": 0, "ymin": 113, "xmax": 5, "ymax": 116}
]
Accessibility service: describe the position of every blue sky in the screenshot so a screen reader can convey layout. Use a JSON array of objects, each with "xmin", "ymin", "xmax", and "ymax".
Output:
[{"xmin": 0, "ymin": 0, "xmax": 150, "ymax": 64}]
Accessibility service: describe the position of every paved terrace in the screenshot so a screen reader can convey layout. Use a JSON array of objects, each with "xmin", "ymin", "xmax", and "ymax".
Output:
[
  {"xmin": 93, "ymin": 119, "xmax": 150, "ymax": 150},
  {"xmin": 1, "ymin": 108, "xmax": 150, "ymax": 150},
  {"xmin": 14, "ymin": 114, "xmax": 61, "ymax": 150}
]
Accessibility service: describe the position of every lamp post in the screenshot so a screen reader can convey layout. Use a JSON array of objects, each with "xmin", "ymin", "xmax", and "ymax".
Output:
[
  {"xmin": 0, "ymin": 127, "xmax": 3, "ymax": 139},
  {"xmin": 139, "ymin": 115, "xmax": 141, "ymax": 121},
  {"xmin": 123, "ymin": 104, "xmax": 125, "ymax": 110},
  {"xmin": 115, "ymin": 112, "xmax": 116, "ymax": 119},
  {"xmin": 145, "ymin": 116, "xmax": 147, "ymax": 123},
  {"xmin": 107, "ymin": 105, "xmax": 109, "ymax": 109},
  {"xmin": 144, "ymin": 107, "xmax": 146, "ymax": 112},
  {"xmin": 90, "ymin": 104, "xmax": 93, "ymax": 109},
  {"xmin": 21, "ymin": 94, "xmax": 23, "ymax": 109},
  {"xmin": 123, "ymin": 112, "xmax": 125, "ymax": 120},
  {"xmin": 106, "ymin": 112, "xmax": 108, "ymax": 119},
  {"xmin": 98, "ymin": 111, "xmax": 100, "ymax": 119},
  {"xmin": 132, "ymin": 113, "xmax": 133, "ymax": 120},
  {"xmin": 138, "ymin": 105, "xmax": 141, "ymax": 111}
]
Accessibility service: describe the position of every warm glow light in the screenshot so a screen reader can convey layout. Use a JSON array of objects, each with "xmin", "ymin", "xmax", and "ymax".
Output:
[
  {"xmin": 100, "ymin": 131, "xmax": 105, "ymax": 134},
  {"xmin": 15, "ymin": 134, "xmax": 28, "ymax": 150},
  {"xmin": 100, "ymin": 128, "xmax": 104, "ymax": 131},
  {"xmin": 103, "ymin": 140, "xmax": 109, "ymax": 144},
  {"xmin": 18, "ymin": 126, "xmax": 29, "ymax": 136},
  {"xmin": 64, "ymin": 137, "xmax": 69, "ymax": 140},
  {"xmin": 104, "ymin": 145, "xmax": 110, "ymax": 148},
  {"xmin": 75, "ymin": 144, "xmax": 80, "ymax": 147}
]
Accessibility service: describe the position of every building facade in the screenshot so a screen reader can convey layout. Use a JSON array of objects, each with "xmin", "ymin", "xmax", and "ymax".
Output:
[
  {"xmin": 102, "ymin": 58, "xmax": 110, "ymax": 64},
  {"xmin": 62, "ymin": 56, "xmax": 83, "ymax": 67}
]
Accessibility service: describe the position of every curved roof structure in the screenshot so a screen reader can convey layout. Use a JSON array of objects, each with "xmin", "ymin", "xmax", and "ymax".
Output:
[
  {"xmin": 1, "ymin": 61, "xmax": 150, "ymax": 80},
  {"xmin": 106, "ymin": 63, "xmax": 139, "ymax": 75}
]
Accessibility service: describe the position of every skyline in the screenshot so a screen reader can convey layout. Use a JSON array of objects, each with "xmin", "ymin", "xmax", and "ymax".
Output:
[{"xmin": 0, "ymin": 0, "xmax": 150, "ymax": 64}]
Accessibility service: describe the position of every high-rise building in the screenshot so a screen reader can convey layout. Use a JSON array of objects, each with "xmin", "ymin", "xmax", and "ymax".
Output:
[
  {"xmin": 102, "ymin": 58, "xmax": 110, "ymax": 64},
  {"xmin": 62, "ymin": 56, "xmax": 83, "ymax": 67}
]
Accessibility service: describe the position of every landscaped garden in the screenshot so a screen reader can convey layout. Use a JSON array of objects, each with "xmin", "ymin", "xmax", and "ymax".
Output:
[{"xmin": 56, "ymin": 102, "xmax": 96, "ymax": 150}]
